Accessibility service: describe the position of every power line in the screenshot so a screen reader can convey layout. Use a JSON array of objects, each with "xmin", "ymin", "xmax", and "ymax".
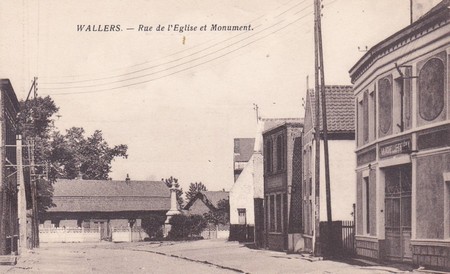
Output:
[
  {"xmin": 46, "ymin": 11, "xmax": 315, "ymax": 96},
  {"xmin": 39, "ymin": 0, "xmax": 311, "ymax": 83},
  {"xmin": 41, "ymin": 0, "xmax": 339, "ymax": 96}
]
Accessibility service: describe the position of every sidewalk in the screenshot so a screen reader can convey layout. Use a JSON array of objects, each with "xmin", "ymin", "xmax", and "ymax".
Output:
[{"xmin": 129, "ymin": 239, "xmax": 413, "ymax": 274}]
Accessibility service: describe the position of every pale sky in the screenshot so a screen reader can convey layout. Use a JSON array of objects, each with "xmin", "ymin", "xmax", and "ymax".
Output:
[{"xmin": 0, "ymin": 0, "xmax": 411, "ymax": 192}]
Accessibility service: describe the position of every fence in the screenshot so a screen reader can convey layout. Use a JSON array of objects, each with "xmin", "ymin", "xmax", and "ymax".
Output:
[
  {"xmin": 200, "ymin": 224, "xmax": 230, "ymax": 239},
  {"xmin": 111, "ymin": 227, "xmax": 148, "ymax": 242},
  {"xmin": 40, "ymin": 227, "xmax": 148, "ymax": 243},
  {"xmin": 319, "ymin": 220, "xmax": 355, "ymax": 257},
  {"xmin": 341, "ymin": 220, "xmax": 355, "ymax": 255},
  {"xmin": 39, "ymin": 227, "xmax": 100, "ymax": 243}
]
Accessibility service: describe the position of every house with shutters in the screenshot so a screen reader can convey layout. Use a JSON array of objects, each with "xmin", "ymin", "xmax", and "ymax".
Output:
[
  {"xmin": 300, "ymin": 85, "xmax": 356, "ymax": 253},
  {"xmin": 349, "ymin": 0, "xmax": 450, "ymax": 269}
]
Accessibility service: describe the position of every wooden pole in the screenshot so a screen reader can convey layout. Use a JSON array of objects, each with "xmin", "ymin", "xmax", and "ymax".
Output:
[
  {"xmin": 16, "ymin": 135, "xmax": 27, "ymax": 254},
  {"xmin": 316, "ymin": 0, "xmax": 334, "ymax": 256},
  {"xmin": 313, "ymin": 0, "xmax": 321, "ymax": 257}
]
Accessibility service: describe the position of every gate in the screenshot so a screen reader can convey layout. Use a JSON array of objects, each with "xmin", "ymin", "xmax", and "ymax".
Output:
[
  {"xmin": 342, "ymin": 220, "xmax": 355, "ymax": 255},
  {"xmin": 319, "ymin": 220, "xmax": 355, "ymax": 257},
  {"xmin": 385, "ymin": 165, "xmax": 412, "ymax": 262}
]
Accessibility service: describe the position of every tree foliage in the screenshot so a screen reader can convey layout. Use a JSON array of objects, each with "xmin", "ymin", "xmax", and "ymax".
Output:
[
  {"xmin": 162, "ymin": 176, "xmax": 184, "ymax": 208},
  {"xmin": 185, "ymin": 182, "xmax": 207, "ymax": 203},
  {"xmin": 17, "ymin": 96, "xmax": 128, "ymax": 212},
  {"xmin": 167, "ymin": 214, "xmax": 207, "ymax": 240},
  {"xmin": 141, "ymin": 214, "xmax": 166, "ymax": 240},
  {"xmin": 49, "ymin": 127, "xmax": 128, "ymax": 180},
  {"xmin": 203, "ymin": 198, "xmax": 230, "ymax": 226}
]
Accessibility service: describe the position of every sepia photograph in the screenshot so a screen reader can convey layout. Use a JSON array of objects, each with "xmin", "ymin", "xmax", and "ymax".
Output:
[{"xmin": 0, "ymin": 0, "xmax": 449, "ymax": 273}]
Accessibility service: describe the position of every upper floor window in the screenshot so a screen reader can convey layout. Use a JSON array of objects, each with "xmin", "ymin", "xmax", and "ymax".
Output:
[
  {"xmin": 265, "ymin": 139, "xmax": 273, "ymax": 173},
  {"xmin": 276, "ymin": 135, "xmax": 283, "ymax": 171},
  {"xmin": 363, "ymin": 91, "xmax": 369, "ymax": 143},
  {"xmin": 378, "ymin": 76, "xmax": 393, "ymax": 137},
  {"xmin": 418, "ymin": 57, "xmax": 445, "ymax": 121}
]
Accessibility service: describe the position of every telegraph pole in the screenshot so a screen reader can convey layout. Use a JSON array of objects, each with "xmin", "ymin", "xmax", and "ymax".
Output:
[
  {"xmin": 30, "ymin": 77, "xmax": 39, "ymax": 248},
  {"xmin": 313, "ymin": 0, "xmax": 322, "ymax": 257},
  {"xmin": 16, "ymin": 135, "xmax": 28, "ymax": 253},
  {"xmin": 314, "ymin": 0, "xmax": 333, "ymax": 256}
]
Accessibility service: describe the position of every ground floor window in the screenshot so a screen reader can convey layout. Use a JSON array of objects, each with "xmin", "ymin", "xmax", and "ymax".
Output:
[
  {"xmin": 266, "ymin": 193, "xmax": 286, "ymax": 233},
  {"xmin": 238, "ymin": 208, "xmax": 247, "ymax": 225}
]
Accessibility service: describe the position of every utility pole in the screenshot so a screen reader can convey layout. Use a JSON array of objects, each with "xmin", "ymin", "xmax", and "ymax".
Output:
[
  {"xmin": 314, "ymin": 0, "xmax": 333, "ymax": 257},
  {"xmin": 253, "ymin": 103, "xmax": 259, "ymax": 122},
  {"xmin": 16, "ymin": 135, "xmax": 28, "ymax": 253},
  {"xmin": 410, "ymin": 0, "xmax": 413, "ymax": 24},
  {"xmin": 313, "ymin": 0, "xmax": 322, "ymax": 257},
  {"xmin": 28, "ymin": 139, "xmax": 39, "ymax": 248}
]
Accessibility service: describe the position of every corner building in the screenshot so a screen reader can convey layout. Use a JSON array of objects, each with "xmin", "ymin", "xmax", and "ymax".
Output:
[{"xmin": 349, "ymin": 1, "xmax": 450, "ymax": 269}]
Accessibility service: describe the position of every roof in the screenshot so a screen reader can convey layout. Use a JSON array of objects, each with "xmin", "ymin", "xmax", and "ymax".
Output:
[
  {"xmin": 260, "ymin": 118, "xmax": 304, "ymax": 133},
  {"xmin": 0, "ymin": 79, "xmax": 20, "ymax": 112},
  {"xmin": 234, "ymin": 138, "xmax": 255, "ymax": 162},
  {"xmin": 184, "ymin": 191, "xmax": 229, "ymax": 211},
  {"xmin": 47, "ymin": 179, "xmax": 170, "ymax": 212},
  {"xmin": 308, "ymin": 85, "xmax": 354, "ymax": 133},
  {"xmin": 349, "ymin": 0, "xmax": 450, "ymax": 83}
]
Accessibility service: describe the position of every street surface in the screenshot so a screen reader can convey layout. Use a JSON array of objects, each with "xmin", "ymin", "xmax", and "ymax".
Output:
[{"xmin": 1, "ymin": 239, "xmax": 415, "ymax": 274}]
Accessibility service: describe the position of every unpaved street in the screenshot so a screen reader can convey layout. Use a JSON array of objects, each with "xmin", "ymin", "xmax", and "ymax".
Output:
[{"xmin": 1, "ymin": 240, "xmax": 413, "ymax": 274}]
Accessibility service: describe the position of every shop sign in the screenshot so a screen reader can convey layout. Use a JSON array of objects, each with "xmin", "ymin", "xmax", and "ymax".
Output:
[{"xmin": 380, "ymin": 139, "xmax": 411, "ymax": 158}]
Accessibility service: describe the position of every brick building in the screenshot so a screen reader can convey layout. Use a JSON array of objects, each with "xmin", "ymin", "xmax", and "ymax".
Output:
[
  {"xmin": 263, "ymin": 121, "xmax": 303, "ymax": 251},
  {"xmin": 0, "ymin": 79, "xmax": 20, "ymax": 255}
]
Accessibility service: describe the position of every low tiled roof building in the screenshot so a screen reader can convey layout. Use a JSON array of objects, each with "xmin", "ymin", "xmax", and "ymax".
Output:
[{"xmin": 40, "ymin": 179, "xmax": 170, "ymax": 237}]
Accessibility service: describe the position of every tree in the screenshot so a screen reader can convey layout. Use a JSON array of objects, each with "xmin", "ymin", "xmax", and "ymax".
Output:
[
  {"xmin": 185, "ymin": 182, "xmax": 207, "ymax": 203},
  {"xmin": 141, "ymin": 214, "xmax": 166, "ymax": 240},
  {"xmin": 203, "ymin": 198, "xmax": 230, "ymax": 226},
  {"xmin": 18, "ymin": 96, "xmax": 59, "ymax": 214},
  {"xmin": 167, "ymin": 214, "xmax": 207, "ymax": 240},
  {"xmin": 49, "ymin": 127, "xmax": 128, "ymax": 180},
  {"xmin": 17, "ymin": 96, "xmax": 129, "ymax": 213},
  {"xmin": 162, "ymin": 176, "xmax": 184, "ymax": 208}
]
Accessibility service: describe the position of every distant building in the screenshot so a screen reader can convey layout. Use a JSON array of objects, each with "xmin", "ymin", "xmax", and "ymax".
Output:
[
  {"xmin": 184, "ymin": 191, "xmax": 230, "ymax": 239},
  {"xmin": 40, "ymin": 179, "xmax": 170, "ymax": 240},
  {"xmin": 349, "ymin": 0, "xmax": 450, "ymax": 268},
  {"xmin": 0, "ymin": 79, "xmax": 20, "ymax": 255},
  {"xmin": 262, "ymin": 121, "xmax": 303, "ymax": 251},
  {"xmin": 230, "ymin": 118, "xmax": 302, "ymax": 245},
  {"xmin": 184, "ymin": 191, "xmax": 229, "ymax": 216},
  {"xmin": 301, "ymin": 85, "xmax": 355, "ymax": 253},
  {"xmin": 233, "ymin": 138, "xmax": 255, "ymax": 182}
]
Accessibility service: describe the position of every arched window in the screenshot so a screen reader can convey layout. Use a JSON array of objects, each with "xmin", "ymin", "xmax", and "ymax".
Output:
[
  {"xmin": 418, "ymin": 58, "xmax": 445, "ymax": 121},
  {"xmin": 378, "ymin": 76, "xmax": 392, "ymax": 135}
]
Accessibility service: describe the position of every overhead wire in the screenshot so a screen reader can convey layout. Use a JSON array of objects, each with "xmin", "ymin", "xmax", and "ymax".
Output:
[
  {"xmin": 41, "ymin": 0, "xmax": 338, "ymax": 96},
  {"xmin": 40, "ymin": 0, "xmax": 310, "ymax": 83}
]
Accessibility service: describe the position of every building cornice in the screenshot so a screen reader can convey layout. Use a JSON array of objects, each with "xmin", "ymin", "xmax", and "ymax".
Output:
[{"xmin": 349, "ymin": 5, "xmax": 450, "ymax": 83}]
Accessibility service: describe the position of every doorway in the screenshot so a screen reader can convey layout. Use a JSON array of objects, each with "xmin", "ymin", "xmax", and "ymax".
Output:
[{"xmin": 384, "ymin": 164, "xmax": 412, "ymax": 261}]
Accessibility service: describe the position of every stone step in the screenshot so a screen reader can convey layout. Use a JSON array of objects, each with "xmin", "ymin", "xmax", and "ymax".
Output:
[{"xmin": 0, "ymin": 256, "xmax": 17, "ymax": 265}]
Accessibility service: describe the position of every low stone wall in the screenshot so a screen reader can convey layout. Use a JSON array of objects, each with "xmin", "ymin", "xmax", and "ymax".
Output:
[
  {"xmin": 111, "ymin": 227, "xmax": 148, "ymax": 242},
  {"xmin": 40, "ymin": 227, "xmax": 101, "ymax": 243},
  {"xmin": 40, "ymin": 227, "xmax": 148, "ymax": 243},
  {"xmin": 355, "ymin": 236, "xmax": 383, "ymax": 261},
  {"xmin": 412, "ymin": 241, "xmax": 450, "ymax": 270}
]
